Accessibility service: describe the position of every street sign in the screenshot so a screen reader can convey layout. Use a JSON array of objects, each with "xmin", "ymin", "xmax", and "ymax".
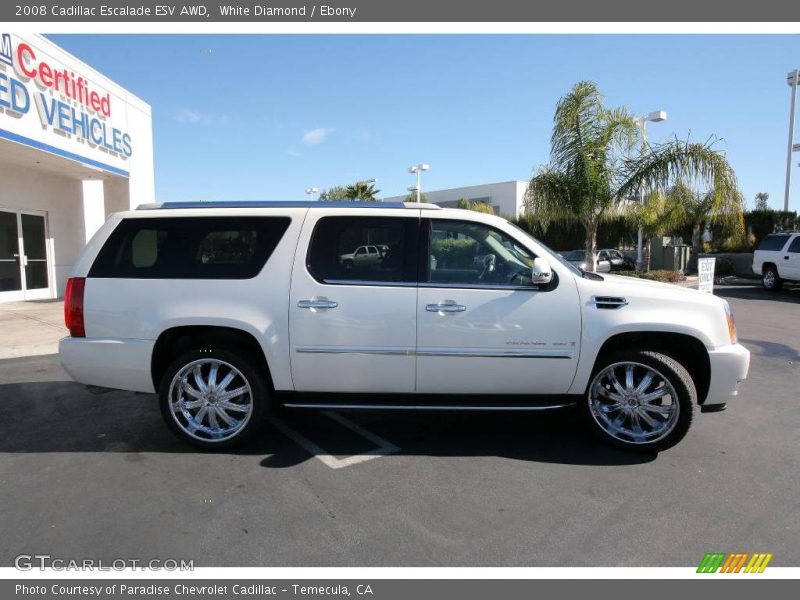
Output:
[{"xmin": 698, "ymin": 257, "xmax": 716, "ymax": 294}]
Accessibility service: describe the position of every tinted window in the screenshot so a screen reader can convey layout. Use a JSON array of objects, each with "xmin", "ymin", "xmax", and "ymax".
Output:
[
  {"xmin": 307, "ymin": 216, "xmax": 418, "ymax": 284},
  {"xmin": 89, "ymin": 216, "xmax": 290, "ymax": 279},
  {"xmin": 757, "ymin": 234, "xmax": 791, "ymax": 251},
  {"xmin": 564, "ymin": 250, "xmax": 585, "ymax": 261},
  {"xmin": 425, "ymin": 219, "xmax": 536, "ymax": 287},
  {"xmin": 788, "ymin": 236, "xmax": 800, "ymax": 253}
]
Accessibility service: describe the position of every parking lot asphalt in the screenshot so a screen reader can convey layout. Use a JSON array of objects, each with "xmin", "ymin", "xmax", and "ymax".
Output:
[{"xmin": 0, "ymin": 284, "xmax": 798, "ymax": 567}]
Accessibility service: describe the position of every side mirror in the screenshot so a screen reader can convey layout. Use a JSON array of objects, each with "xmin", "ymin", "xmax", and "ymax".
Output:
[{"xmin": 531, "ymin": 257, "xmax": 553, "ymax": 285}]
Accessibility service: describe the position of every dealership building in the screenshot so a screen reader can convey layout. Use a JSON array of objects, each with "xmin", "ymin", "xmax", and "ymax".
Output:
[
  {"xmin": 0, "ymin": 33, "xmax": 153, "ymax": 302},
  {"xmin": 384, "ymin": 180, "xmax": 530, "ymax": 216}
]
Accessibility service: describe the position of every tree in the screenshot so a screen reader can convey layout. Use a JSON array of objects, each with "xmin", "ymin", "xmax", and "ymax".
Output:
[
  {"xmin": 404, "ymin": 191, "xmax": 428, "ymax": 203},
  {"xmin": 526, "ymin": 81, "xmax": 738, "ymax": 272},
  {"xmin": 344, "ymin": 181, "xmax": 380, "ymax": 201},
  {"xmin": 660, "ymin": 183, "xmax": 745, "ymax": 269},
  {"xmin": 455, "ymin": 198, "xmax": 495, "ymax": 214},
  {"xmin": 319, "ymin": 186, "xmax": 349, "ymax": 201},
  {"xmin": 754, "ymin": 192, "xmax": 770, "ymax": 211}
]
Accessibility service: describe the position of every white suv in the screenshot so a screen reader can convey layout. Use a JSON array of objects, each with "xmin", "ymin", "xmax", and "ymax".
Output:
[
  {"xmin": 60, "ymin": 201, "xmax": 750, "ymax": 453},
  {"xmin": 752, "ymin": 232, "xmax": 800, "ymax": 290}
]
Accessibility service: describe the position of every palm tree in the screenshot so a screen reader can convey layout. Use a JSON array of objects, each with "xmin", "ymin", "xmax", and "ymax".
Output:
[
  {"xmin": 659, "ymin": 183, "xmax": 745, "ymax": 269},
  {"xmin": 526, "ymin": 81, "xmax": 738, "ymax": 272},
  {"xmin": 345, "ymin": 182, "xmax": 380, "ymax": 201}
]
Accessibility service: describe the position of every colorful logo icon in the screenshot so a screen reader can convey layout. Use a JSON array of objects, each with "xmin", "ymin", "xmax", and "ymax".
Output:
[{"xmin": 697, "ymin": 553, "xmax": 773, "ymax": 573}]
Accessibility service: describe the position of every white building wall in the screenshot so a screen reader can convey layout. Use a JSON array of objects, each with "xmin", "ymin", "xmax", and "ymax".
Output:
[{"xmin": 385, "ymin": 180, "xmax": 530, "ymax": 217}]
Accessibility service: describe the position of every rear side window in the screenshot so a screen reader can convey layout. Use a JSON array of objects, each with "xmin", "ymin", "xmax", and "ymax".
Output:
[
  {"xmin": 307, "ymin": 216, "xmax": 419, "ymax": 284},
  {"xmin": 89, "ymin": 216, "xmax": 290, "ymax": 279},
  {"xmin": 757, "ymin": 234, "xmax": 790, "ymax": 251},
  {"xmin": 788, "ymin": 236, "xmax": 800, "ymax": 253}
]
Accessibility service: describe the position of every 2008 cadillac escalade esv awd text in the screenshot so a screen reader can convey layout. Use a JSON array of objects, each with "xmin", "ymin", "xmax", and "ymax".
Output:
[{"xmin": 59, "ymin": 201, "xmax": 750, "ymax": 452}]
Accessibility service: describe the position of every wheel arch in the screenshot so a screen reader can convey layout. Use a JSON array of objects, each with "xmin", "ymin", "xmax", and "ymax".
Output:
[
  {"xmin": 151, "ymin": 325, "xmax": 274, "ymax": 392},
  {"xmin": 589, "ymin": 331, "xmax": 711, "ymax": 405}
]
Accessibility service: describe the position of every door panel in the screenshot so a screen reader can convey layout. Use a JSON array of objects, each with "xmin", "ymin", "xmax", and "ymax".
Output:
[
  {"xmin": 289, "ymin": 211, "xmax": 420, "ymax": 393},
  {"xmin": 416, "ymin": 218, "xmax": 581, "ymax": 395},
  {"xmin": 0, "ymin": 210, "xmax": 22, "ymax": 294}
]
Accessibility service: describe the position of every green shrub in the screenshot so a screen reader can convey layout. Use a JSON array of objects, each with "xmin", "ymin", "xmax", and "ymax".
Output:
[
  {"xmin": 620, "ymin": 270, "xmax": 687, "ymax": 283},
  {"xmin": 431, "ymin": 238, "xmax": 476, "ymax": 268},
  {"xmin": 714, "ymin": 257, "xmax": 736, "ymax": 277}
]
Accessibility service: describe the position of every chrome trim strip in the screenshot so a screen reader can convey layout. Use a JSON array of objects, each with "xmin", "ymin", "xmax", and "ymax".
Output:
[
  {"xmin": 417, "ymin": 348, "xmax": 572, "ymax": 358},
  {"xmin": 295, "ymin": 347, "xmax": 415, "ymax": 356},
  {"xmin": 322, "ymin": 279, "xmax": 417, "ymax": 287},
  {"xmin": 283, "ymin": 402, "xmax": 576, "ymax": 411},
  {"xmin": 139, "ymin": 201, "xmax": 410, "ymax": 210},
  {"xmin": 295, "ymin": 347, "xmax": 572, "ymax": 359},
  {"xmin": 419, "ymin": 282, "xmax": 539, "ymax": 291}
]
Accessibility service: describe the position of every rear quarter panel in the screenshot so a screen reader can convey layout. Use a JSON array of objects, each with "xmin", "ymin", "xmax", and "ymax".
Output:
[{"xmin": 79, "ymin": 208, "xmax": 308, "ymax": 391}]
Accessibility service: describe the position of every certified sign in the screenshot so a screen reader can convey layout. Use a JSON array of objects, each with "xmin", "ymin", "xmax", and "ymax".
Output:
[{"xmin": 698, "ymin": 257, "xmax": 716, "ymax": 293}]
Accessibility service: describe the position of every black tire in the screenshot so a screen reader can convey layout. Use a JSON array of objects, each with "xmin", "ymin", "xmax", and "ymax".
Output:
[
  {"xmin": 581, "ymin": 350, "xmax": 695, "ymax": 453},
  {"xmin": 158, "ymin": 346, "xmax": 269, "ymax": 450},
  {"xmin": 761, "ymin": 265, "xmax": 783, "ymax": 291}
]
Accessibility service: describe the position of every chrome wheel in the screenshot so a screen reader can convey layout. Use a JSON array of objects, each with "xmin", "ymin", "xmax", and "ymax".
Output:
[
  {"xmin": 589, "ymin": 361, "xmax": 680, "ymax": 445},
  {"xmin": 167, "ymin": 358, "xmax": 254, "ymax": 442},
  {"xmin": 763, "ymin": 270, "xmax": 776, "ymax": 288}
]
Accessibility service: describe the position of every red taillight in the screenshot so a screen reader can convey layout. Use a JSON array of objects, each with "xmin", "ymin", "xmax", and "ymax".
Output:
[{"xmin": 64, "ymin": 277, "xmax": 86, "ymax": 337}]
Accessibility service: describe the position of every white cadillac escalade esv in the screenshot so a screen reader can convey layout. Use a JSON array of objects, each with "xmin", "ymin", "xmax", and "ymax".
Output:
[{"xmin": 59, "ymin": 201, "xmax": 750, "ymax": 453}]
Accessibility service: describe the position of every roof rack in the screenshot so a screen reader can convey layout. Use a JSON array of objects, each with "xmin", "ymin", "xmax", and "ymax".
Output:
[{"xmin": 136, "ymin": 201, "xmax": 441, "ymax": 210}]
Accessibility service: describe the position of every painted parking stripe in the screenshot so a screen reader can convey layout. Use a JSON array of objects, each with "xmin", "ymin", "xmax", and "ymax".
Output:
[{"xmin": 267, "ymin": 412, "xmax": 399, "ymax": 469}]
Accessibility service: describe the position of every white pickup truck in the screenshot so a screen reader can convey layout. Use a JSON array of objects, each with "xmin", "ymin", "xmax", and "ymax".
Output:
[
  {"xmin": 752, "ymin": 231, "xmax": 800, "ymax": 290},
  {"xmin": 60, "ymin": 201, "xmax": 750, "ymax": 453}
]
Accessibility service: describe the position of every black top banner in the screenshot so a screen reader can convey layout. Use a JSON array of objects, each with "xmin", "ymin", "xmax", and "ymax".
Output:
[{"xmin": 2, "ymin": 0, "xmax": 799, "ymax": 22}]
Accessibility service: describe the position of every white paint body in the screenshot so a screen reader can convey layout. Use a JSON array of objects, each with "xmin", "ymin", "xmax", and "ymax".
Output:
[
  {"xmin": 753, "ymin": 233, "xmax": 800, "ymax": 282},
  {"xmin": 60, "ymin": 204, "xmax": 749, "ymax": 410}
]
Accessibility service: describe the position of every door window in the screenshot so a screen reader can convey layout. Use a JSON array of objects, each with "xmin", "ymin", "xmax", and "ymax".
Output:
[
  {"xmin": 21, "ymin": 214, "xmax": 49, "ymax": 290},
  {"xmin": 787, "ymin": 236, "xmax": 800, "ymax": 253},
  {"xmin": 307, "ymin": 216, "xmax": 419, "ymax": 284},
  {"xmin": 425, "ymin": 219, "xmax": 536, "ymax": 287}
]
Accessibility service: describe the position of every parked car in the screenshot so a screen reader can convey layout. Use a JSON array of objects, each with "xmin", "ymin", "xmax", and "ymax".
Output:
[
  {"xmin": 60, "ymin": 201, "xmax": 749, "ymax": 453},
  {"xmin": 563, "ymin": 249, "xmax": 612, "ymax": 273},
  {"xmin": 599, "ymin": 248, "xmax": 636, "ymax": 271},
  {"xmin": 338, "ymin": 244, "xmax": 384, "ymax": 269},
  {"xmin": 752, "ymin": 232, "xmax": 800, "ymax": 290}
]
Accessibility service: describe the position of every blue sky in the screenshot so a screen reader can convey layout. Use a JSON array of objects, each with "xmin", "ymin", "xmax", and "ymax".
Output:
[{"xmin": 50, "ymin": 34, "xmax": 800, "ymax": 211}]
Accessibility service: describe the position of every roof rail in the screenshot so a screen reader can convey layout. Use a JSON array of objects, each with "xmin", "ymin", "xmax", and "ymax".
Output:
[{"xmin": 135, "ymin": 200, "xmax": 442, "ymax": 210}]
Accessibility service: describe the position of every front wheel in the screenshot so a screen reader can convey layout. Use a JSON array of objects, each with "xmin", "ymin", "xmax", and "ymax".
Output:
[
  {"xmin": 158, "ymin": 347, "xmax": 268, "ymax": 450},
  {"xmin": 582, "ymin": 350, "xmax": 695, "ymax": 452},
  {"xmin": 762, "ymin": 266, "xmax": 783, "ymax": 291}
]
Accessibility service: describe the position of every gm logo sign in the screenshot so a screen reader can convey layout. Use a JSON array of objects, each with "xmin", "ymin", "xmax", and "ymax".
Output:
[{"xmin": 0, "ymin": 34, "xmax": 12, "ymax": 66}]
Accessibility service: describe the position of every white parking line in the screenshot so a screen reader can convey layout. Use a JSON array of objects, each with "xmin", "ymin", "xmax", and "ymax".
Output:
[{"xmin": 266, "ymin": 412, "xmax": 399, "ymax": 469}]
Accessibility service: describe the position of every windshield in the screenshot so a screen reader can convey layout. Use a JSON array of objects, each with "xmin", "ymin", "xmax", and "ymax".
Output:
[
  {"xmin": 507, "ymin": 222, "xmax": 584, "ymax": 277},
  {"xmin": 563, "ymin": 250, "xmax": 585, "ymax": 261}
]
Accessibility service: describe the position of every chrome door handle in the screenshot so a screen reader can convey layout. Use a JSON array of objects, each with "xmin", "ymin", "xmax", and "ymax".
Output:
[
  {"xmin": 297, "ymin": 299, "xmax": 338, "ymax": 309},
  {"xmin": 426, "ymin": 302, "xmax": 466, "ymax": 313}
]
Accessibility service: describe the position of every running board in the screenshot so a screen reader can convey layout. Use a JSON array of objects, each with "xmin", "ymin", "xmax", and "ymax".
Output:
[{"xmin": 282, "ymin": 402, "xmax": 577, "ymax": 411}]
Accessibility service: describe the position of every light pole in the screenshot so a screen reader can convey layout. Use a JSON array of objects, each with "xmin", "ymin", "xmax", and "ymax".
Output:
[
  {"xmin": 784, "ymin": 70, "xmax": 799, "ymax": 213},
  {"xmin": 408, "ymin": 163, "xmax": 430, "ymax": 203},
  {"xmin": 635, "ymin": 110, "xmax": 667, "ymax": 270},
  {"xmin": 305, "ymin": 187, "xmax": 319, "ymax": 201}
]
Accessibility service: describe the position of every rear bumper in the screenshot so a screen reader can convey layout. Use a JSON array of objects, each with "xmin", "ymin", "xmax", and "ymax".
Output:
[
  {"xmin": 59, "ymin": 337, "xmax": 156, "ymax": 394},
  {"xmin": 703, "ymin": 343, "xmax": 750, "ymax": 410}
]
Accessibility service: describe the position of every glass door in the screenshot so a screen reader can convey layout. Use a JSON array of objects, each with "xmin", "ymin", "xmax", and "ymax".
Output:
[
  {"xmin": 0, "ymin": 209, "xmax": 52, "ymax": 302},
  {"xmin": 0, "ymin": 210, "xmax": 23, "ymax": 301},
  {"xmin": 20, "ymin": 212, "xmax": 51, "ymax": 299}
]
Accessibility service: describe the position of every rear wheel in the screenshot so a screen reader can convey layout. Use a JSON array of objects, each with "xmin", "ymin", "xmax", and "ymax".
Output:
[
  {"xmin": 582, "ymin": 350, "xmax": 695, "ymax": 453},
  {"xmin": 762, "ymin": 265, "xmax": 783, "ymax": 291},
  {"xmin": 158, "ymin": 346, "xmax": 268, "ymax": 450}
]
